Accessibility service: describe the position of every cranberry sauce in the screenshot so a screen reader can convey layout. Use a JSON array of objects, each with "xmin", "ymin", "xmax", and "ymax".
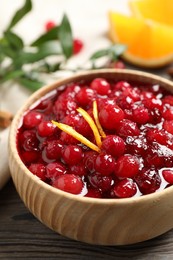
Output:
[{"xmin": 17, "ymin": 78, "xmax": 173, "ymax": 198}]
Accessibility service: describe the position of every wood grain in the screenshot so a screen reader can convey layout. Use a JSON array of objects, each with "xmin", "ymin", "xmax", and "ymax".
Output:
[{"xmin": 1, "ymin": 180, "xmax": 173, "ymax": 259}]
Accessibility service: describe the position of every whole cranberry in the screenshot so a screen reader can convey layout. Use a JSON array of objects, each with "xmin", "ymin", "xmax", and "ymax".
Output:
[
  {"xmin": 114, "ymin": 154, "xmax": 139, "ymax": 178},
  {"xmin": 83, "ymin": 151, "xmax": 98, "ymax": 173},
  {"xmin": 85, "ymin": 188, "xmax": 102, "ymax": 198},
  {"xmin": 101, "ymin": 135, "xmax": 125, "ymax": 158},
  {"xmin": 162, "ymin": 169, "xmax": 173, "ymax": 184},
  {"xmin": 99, "ymin": 103, "xmax": 124, "ymax": 130},
  {"xmin": 45, "ymin": 139, "xmax": 63, "ymax": 160},
  {"xmin": 62, "ymin": 145, "xmax": 83, "ymax": 165},
  {"xmin": 23, "ymin": 111, "xmax": 43, "ymax": 129},
  {"xmin": 73, "ymin": 38, "xmax": 84, "ymax": 54},
  {"xmin": 94, "ymin": 153, "xmax": 115, "ymax": 176},
  {"xmin": 19, "ymin": 130, "xmax": 39, "ymax": 151},
  {"xmin": 111, "ymin": 179, "xmax": 137, "ymax": 198},
  {"xmin": 116, "ymin": 119, "xmax": 140, "ymax": 137},
  {"xmin": 46, "ymin": 162, "xmax": 66, "ymax": 180},
  {"xmin": 88, "ymin": 172, "xmax": 113, "ymax": 191},
  {"xmin": 52, "ymin": 174, "xmax": 84, "ymax": 194},
  {"xmin": 135, "ymin": 168, "xmax": 161, "ymax": 195},
  {"xmin": 75, "ymin": 87, "xmax": 96, "ymax": 107},
  {"xmin": 29, "ymin": 163, "xmax": 46, "ymax": 181},
  {"xmin": 90, "ymin": 78, "xmax": 111, "ymax": 95},
  {"xmin": 37, "ymin": 121, "xmax": 56, "ymax": 137}
]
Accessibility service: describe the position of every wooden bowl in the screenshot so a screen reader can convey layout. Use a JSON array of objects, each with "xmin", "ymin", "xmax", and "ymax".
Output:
[{"xmin": 8, "ymin": 69, "xmax": 173, "ymax": 245}]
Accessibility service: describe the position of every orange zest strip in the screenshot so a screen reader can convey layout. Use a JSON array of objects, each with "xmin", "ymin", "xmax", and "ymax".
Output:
[
  {"xmin": 77, "ymin": 107, "xmax": 102, "ymax": 148},
  {"xmin": 93, "ymin": 100, "xmax": 106, "ymax": 138},
  {"xmin": 51, "ymin": 120, "xmax": 101, "ymax": 153}
]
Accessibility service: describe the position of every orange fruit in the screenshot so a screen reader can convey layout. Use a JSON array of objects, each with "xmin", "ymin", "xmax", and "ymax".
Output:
[
  {"xmin": 130, "ymin": 0, "xmax": 173, "ymax": 27},
  {"xmin": 108, "ymin": 11, "xmax": 173, "ymax": 68}
]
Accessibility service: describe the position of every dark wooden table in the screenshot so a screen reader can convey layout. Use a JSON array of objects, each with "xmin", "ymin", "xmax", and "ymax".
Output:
[{"xmin": 0, "ymin": 179, "xmax": 173, "ymax": 259}]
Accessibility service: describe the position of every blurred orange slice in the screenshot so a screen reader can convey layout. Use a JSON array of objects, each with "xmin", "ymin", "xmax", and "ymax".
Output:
[
  {"xmin": 130, "ymin": 0, "xmax": 173, "ymax": 26},
  {"xmin": 108, "ymin": 12, "xmax": 173, "ymax": 68}
]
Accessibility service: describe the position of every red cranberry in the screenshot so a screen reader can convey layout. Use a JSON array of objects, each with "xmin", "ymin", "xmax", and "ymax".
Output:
[
  {"xmin": 62, "ymin": 114, "xmax": 80, "ymax": 127},
  {"xmin": 88, "ymin": 172, "xmax": 113, "ymax": 191},
  {"xmin": 162, "ymin": 107, "xmax": 173, "ymax": 120},
  {"xmin": 112, "ymin": 60, "xmax": 125, "ymax": 69},
  {"xmin": 135, "ymin": 168, "xmax": 161, "ymax": 194},
  {"xmin": 83, "ymin": 151, "xmax": 98, "ymax": 173},
  {"xmin": 90, "ymin": 78, "xmax": 111, "ymax": 95},
  {"xmin": 21, "ymin": 151, "xmax": 39, "ymax": 164},
  {"xmin": 162, "ymin": 169, "xmax": 173, "ymax": 184},
  {"xmin": 73, "ymin": 38, "xmax": 83, "ymax": 54},
  {"xmin": 116, "ymin": 119, "xmax": 140, "ymax": 137},
  {"xmin": 126, "ymin": 136, "xmax": 147, "ymax": 156},
  {"xmin": 94, "ymin": 153, "xmax": 115, "ymax": 176},
  {"xmin": 111, "ymin": 179, "xmax": 137, "ymax": 198},
  {"xmin": 46, "ymin": 162, "xmax": 66, "ymax": 180},
  {"xmin": 163, "ymin": 120, "xmax": 173, "ymax": 135},
  {"xmin": 23, "ymin": 111, "xmax": 43, "ymax": 129},
  {"xmin": 145, "ymin": 142, "xmax": 173, "ymax": 168},
  {"xmin": 85, "ymin": 187, "xmax": 102, "ymax": 198},
  {"xmin": 29, "ymin": 163, "xmax": 46, "ymax": 181},
  {"xmin": 76, "ymin": 87, "xmax": 96, "ymax": 107},
  {"xmin": 132, "ymin": 106, "xmax": 150, "ymax": 124},
  {"xmin": 19, "ymin": 130, "xmax": 39, "ymax": 151},
  {"xmin": 37, "ymin": 121, "xmax": 56, "ymax": 137},
  {"xmin": 101, "ymin": 135, "xmax": 125, "ymax": 158},
  {"xmin": 62, "ymin": 145, "xmax": 83, "ymax": 165},
  {"xmin": 162, "ymin": 95, "xmax": 173, "ymax": 105},
  {"xmin": 60, "ymin": 131, "xmax": 79, "ymax": 145},
  {"xmin": 146, "ymin": 129, "xmax": 169, "ymax": 145},
  {"xmin": 54, "ymin": 96, "xmax": 77, "ymax": 120},
  {"xmin": 45, "ymin": 20, "xmax": 56, "ymax": 31},
  {"xmin": 45, "ymin": 140, "xmax": 63, "ymax": 160},
  {"xmin": 114, "ymin": 81, "xmax": 131, "ymax": 91},
  {"xmin": 114, "ymin": 154, "xmax": 139, "ymax": 178},
  {"xmin": 75, "ymin": 116, "xmax": 93, "ymax": 137},
  {"xmin": 69, "ymin": 163, "xmax": 87, "ymax": 176},
  {"xmin": 52, "ymin": 174, "xmax": 84, "ymax": 194},
  {"xmin": 99, "ymin": 103, "xmax": 124, "ymax": 130}
]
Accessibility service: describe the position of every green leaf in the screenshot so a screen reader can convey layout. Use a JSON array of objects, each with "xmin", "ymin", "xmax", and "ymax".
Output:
[
  {"xmin": 6, "ymin": 0, "xmax": 32, "ymax": 30},
  {"xmin": 108, "ymin": 44, "xmax": 127, "ymax": 60},
  {"xmin": 90, "ymin": 49, "xmax": 109, "ymax": 60},
  {"xmin": 19, "ymin": 77, "xmax": 44, "ymax": 91},
  {"xmin": 0, "ymin": 70, "xmax": 24, "ymax": 83},
  {"xmin": 14, "ymin": 41, "xmax": 62, "ymax": 66},
  {"xmin": 58, "ymin": 14, "xmax": 73, "ymax": 59},
  {"xmin": 4, "ymin": 31, "xmax": 24, "ymax": 50},
  {"xmin": 31, "ymin": 26, "xmax": 59, "ymax": 47}
]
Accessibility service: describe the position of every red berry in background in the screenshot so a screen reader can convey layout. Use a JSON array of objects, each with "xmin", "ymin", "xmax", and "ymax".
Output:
[
  {"xmin": 83, "ymin": 151, "xmax": 98, "ymax": 173},
  {"xmin": 135, "ymin": 168, "xmax": 161, "ymax": 195},
  {"xmin": 90, "ymin": 78, "xmax": 111, "ymax": 95},
  {"xmin": 46, "ymin": 162, "xmax": 66, "ymax": 180},
  {"xmin": 23, "ymin": 111, "xmax": 43, "ymax": 129},
  {"xmin": 62, "ymin": 145, "xmax": 83, "ymax": 165},
  {"xmin": 99, "ymin": 103, "xmax": 124, "ymax": 130},
  {"xmin": 162, "ymin": 169, "xmax": 173, "ymax": 184},
  {"xmin": 52, "ymin": 174, "xmax": 84, "ymax": 194},
  {"xmin": 94, "ymin": 153, "xmax": 115, "ymax": 176},
  {"xmin": 73, "ymin": 38, "xmax": 83, "ymax": 54},
  {"xmin": 114, "ymin": 81, "xmax": 131, "ymax": 91},
  {"xmin": 101, "ymin": 135, "xmax": 125, "ymax": 158},
  {"xmin": 111, "ymin": 179, "xmax": 137, "ymax": 198},
  {"xmin": 162, "ymin": 107, "xmax": 173, "ymax": 120},
  {"xmin": 29, "ymin": 163, "xmax": 46, "ymax": 181},
  {"xmin": 114, "ymin": 154, "xmax": 139, "ymax": 178},
  {"xmin": 112, "ymin": 60, "xmax": 125, "ymax": 69},
  {"xmin": 45, "ymin": 20, "xmax": 56, "ymax": 31}
]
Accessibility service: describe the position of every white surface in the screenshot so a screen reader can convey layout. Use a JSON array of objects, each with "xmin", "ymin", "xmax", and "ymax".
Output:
[{"xmin": 0, "ymin": 0, "xmax": 129, "ymax": 188}]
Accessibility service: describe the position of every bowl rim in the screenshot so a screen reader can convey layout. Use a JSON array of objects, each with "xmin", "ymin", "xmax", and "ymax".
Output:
[{"xmin": 9, "ymin": 68, "xmax": 173, "ymax": 205}]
